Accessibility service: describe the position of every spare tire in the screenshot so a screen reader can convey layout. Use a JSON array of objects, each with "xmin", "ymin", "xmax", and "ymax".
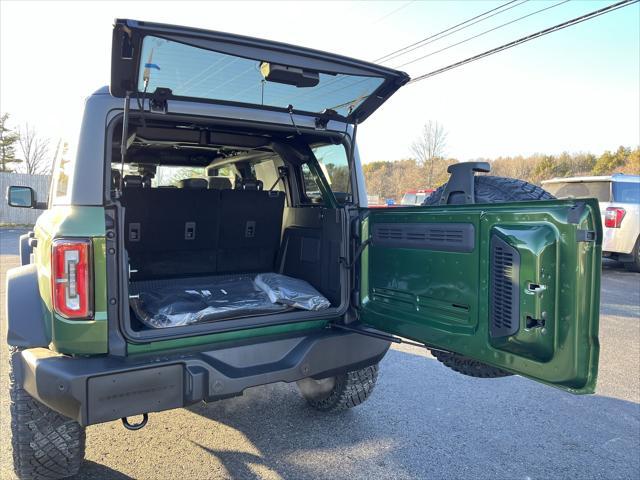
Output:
[
  {"xmin": 424, "ymin": 175, "xmax": 555, "ymax": 378},
  {"xmin": 423, "ymin": 175, "xmax": 555, "ymax": 206}
]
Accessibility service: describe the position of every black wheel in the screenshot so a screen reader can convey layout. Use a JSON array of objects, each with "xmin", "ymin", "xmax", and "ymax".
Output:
[
  {"xmin": 624, "ymin": 237, "xmax": 640, "ymax": 272},
  {"xmin": 424, "ymin": 175, "xmax": 556, "ymax": 379},
  {"xmin": 9, "ymin": 348, "xmax": 86, "ymax": 480},
  {"xmin": 297, "ymin": 364, "xmax": 378, "ymax": 412}
]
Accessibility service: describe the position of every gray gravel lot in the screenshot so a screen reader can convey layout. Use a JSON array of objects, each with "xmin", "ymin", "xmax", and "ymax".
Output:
[{"xmin": 1, "ymin": 227, "xmax": 639, "ymax": 480}]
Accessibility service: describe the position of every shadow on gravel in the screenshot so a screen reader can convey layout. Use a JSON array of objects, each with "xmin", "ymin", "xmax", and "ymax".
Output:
[{"xmin": 185, "ymin": 348, "xmax": 640, "ymax": 480}]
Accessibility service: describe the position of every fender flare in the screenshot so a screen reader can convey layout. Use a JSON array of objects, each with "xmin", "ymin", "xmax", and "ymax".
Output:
[
  {"xmin": 5, "ymin": 264, "xmax": 50, "ymax": 348},
  {"xmin": 19, "ymin": 233, "xmax": 32, "ymax": 266}
]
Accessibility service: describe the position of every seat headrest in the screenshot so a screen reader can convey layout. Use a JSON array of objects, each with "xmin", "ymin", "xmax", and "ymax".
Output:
[
  {"xmin": 178, "ymin": 178, "xmax": 208, "ymax": 189},
  {"xmin": 207, "ymin": 176, "xmax": 233, "ymax": 190},
  {"xmin": 123, "ymin": 175, "xmax": 143, "ymax": 188},
  {"xmin": 235, "ymin": 178, "xmax": 263, "ymax": 191}
]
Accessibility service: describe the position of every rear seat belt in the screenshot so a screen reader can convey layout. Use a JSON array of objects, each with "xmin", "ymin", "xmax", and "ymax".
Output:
[{"xmin": 268, "ymin": 166, "xmax": 289, "ymax": 192}]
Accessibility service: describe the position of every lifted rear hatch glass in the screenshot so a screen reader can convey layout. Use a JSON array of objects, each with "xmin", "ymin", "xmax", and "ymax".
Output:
[{"xmin": 111, "ymin": 19, "xmax": 410, "ymax": 123}]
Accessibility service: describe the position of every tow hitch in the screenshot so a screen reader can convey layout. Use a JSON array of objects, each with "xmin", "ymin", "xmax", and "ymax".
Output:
[{"xmin": 121, "ymin": 413, "xmax": 148, "ymax": 431}]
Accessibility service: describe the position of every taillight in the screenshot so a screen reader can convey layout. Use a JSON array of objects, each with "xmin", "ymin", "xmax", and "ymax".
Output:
[
  {"xmin": 604, "ymin": 207, "xmax": 626, "ymax": 228},
  {"xmin": 51, "ymin": 239, "xmax": 93, "ymax": 319}
]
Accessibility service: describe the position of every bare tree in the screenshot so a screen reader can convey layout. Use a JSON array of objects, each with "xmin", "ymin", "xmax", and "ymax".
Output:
[
  {"xmin": 410, "ymin": 121, "xmax": 448, "ymax": 187},
  {"xmin": 18, "ymin": 123, "xmax": 51, "ymax": 175}
]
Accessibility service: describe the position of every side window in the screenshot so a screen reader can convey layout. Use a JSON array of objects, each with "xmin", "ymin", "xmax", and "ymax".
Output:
[
  {"xmin": 302, "ymin": 143, "xmax": 351, "ymax": 204},
  {"xmin": 254, "ymin": 158, "xmax": 282, "ymax": 191},
  {"xmin": 312, "ymin": 144, "xmax": 350, "ymax": 195},
  {"xmin": 301, "ymin": 164, "xmax": 323, "ymax": 203},
  {"xmin": 50, "ymin": 155, "xmax": 74, "ymax": 205}
]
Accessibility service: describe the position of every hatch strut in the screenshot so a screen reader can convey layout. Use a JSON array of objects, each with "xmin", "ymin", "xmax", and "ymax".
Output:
[
  {"xmin": 330, "ymin": 323, "xmax": 450, "ymax": 354},
  {"xmin": 118, "ymin": 91, "xmax": 132, "ymax": 194}
]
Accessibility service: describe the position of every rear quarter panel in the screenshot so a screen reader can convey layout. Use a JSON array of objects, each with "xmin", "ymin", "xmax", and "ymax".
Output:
[{"xmin": 34, "ymin": 206, "xmax": 108, "ymax": 354}]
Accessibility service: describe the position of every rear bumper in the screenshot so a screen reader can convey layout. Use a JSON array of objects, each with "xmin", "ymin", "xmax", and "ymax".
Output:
[
  {"xmin": 15, "ymin": 329, "xmax": 389, "ymax": 426},
  {"xmin": 602, "ymin": 227, "xmax": 638, "ymax": 255}
]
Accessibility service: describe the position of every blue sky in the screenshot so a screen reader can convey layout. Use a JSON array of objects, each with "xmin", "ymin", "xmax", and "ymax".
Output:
[{"xmin": 1, "ymin": 0, "xmax": 638, "ymax": 163}]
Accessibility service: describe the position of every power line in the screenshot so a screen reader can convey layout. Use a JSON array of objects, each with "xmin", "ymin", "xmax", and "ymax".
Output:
[
  {"xmin": 393, "ymin": 0, "xmax": 570, "ymax": 69},
  {"xmin": 374, "ymin": 0, "xmax": 524, "ymax": 63},
  {"xmin": 409, "ymin": 0, "xmax": 638, "ymax": 84},
  {"xmin": 372, "ymin": 1, "xmax": 415, "ymax": 25}
]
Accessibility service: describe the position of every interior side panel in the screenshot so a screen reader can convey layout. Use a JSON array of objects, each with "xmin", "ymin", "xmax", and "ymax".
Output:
[{"xmin": 279, "ymin": 207, "xmax": 344, "ymax": 306}]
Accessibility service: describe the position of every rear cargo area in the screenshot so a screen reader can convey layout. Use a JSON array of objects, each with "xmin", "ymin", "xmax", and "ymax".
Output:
[{"xmin": 120, "ymin": 181, "xmax": 344, "ymax": 332}]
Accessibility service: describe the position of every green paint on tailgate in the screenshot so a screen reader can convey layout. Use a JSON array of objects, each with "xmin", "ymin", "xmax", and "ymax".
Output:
[
  {"xmin": 360, "ymin": 199, "xmax": 600, "ymax": 394},
  {"xmin": 127, "ymin": 320, "xmax": 329, "ymax": 355}
]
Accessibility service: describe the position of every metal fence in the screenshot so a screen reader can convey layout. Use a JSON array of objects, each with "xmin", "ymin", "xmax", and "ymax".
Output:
[{"xmin": 0, "ymin": 172, "xmax": 51, "ymax": 225}]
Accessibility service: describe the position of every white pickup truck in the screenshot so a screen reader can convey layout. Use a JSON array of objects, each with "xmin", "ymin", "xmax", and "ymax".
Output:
[{"xmin": 543, "ymin": 174, "xmax": 640, "ymax": 271}]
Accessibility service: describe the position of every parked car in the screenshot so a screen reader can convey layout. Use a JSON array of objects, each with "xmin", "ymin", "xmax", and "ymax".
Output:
[
  {"xmin": 543, "ymin": 174, "xmax": 640, "ymax": 271},
  {"xmin": 5, "ymin": 19, "xmax": 601, "ymax": 480},
  {"xmin": 400, "ymin": 188, "xmax": 434, "ymax": 206}
]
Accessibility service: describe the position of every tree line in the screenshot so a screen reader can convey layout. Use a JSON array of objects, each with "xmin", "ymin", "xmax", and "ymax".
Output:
[
  {"xmin": 363, "ymin": 121, "xmax": 640, "ymax": 202},
  {"xmin": 0, "ymin": 113, "xmax": 67, "ymax": 175},
  {"xmin": 2, "ymin": 113, "xmax": 638, "ymax": 198}
]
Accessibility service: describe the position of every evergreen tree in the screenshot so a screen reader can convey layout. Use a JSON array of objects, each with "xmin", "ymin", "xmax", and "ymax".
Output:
[{"xmin": 0, "ymin": 113, "xmax": 22, "ymax": 172}]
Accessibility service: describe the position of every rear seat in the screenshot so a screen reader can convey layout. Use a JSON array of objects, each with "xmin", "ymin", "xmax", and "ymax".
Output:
[
  {"xmin": 217, "ymin": 188, "xmax": 285, "ymax": 273},
  {"xmin": 121, "ymin": 177, "xmax": 285, "ymax": 278},
  {"xmin": 122, "ymin": 180, "xmax": 221, "ymax": 278}
]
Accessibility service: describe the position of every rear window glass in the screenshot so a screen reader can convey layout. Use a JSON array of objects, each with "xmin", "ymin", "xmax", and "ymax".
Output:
[
  {"xmin": 139, "ymin": 36, "xmax": 385, "ymax": 118},
  {"xmin": 544, "ymin": 181, "xmax": 611, "ymax": 202},
  {"xmin": 613, "ymin": 182, "xmax": 640, "ymax": 203},
  {"xmin": 152, "ymin": 166, "xmax": 205, "ymax": 187}
]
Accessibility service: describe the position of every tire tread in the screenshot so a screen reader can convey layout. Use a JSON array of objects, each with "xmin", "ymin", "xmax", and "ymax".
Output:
[
  {"xmin": 303, "ymin": 365, "xmax": 379, "ymax": 412},
  {"xmin": 9, "ymin": 347, "xmax": 85, "ymax": 480}
]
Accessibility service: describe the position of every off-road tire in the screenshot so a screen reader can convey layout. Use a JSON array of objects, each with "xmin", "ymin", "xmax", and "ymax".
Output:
[
  {"xmin": 424, "ymin": 175, "xmax": 556, "ymax": 379},
  {"xmin": 423, "ymin": 175, "xmax": 555, "ymax": 206},
  {"xmin": 297, "ymin": 364, "xmax": 378, "ymax": 412},
  {"xmin": 429, "ymin": 351, "xmax": 513, "ymax": 378},
  {"xmin": 624, "ymin": 237, "xmax": 640, "ymax": 272},
  {"xmin": 9, "ymin": 348, "xmax": 86, "ymax": 480}
]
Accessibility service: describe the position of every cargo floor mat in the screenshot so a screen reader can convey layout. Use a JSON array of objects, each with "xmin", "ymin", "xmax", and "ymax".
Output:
[{"xmin": 129, "ymin": 274, "xmax": 289, "ymax": 328}]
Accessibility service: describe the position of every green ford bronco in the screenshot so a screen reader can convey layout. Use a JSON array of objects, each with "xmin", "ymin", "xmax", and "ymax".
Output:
[{"xmin": 5, "ymin": 19, "xmax": 600, "ymax": 480}]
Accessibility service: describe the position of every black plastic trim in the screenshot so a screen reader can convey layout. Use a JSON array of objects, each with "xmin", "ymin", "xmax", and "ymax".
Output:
[
  {"xmin": 5, "ymin": 264, "xmax": 50, "ymax": 348},
  {"xmin": 372, "ymin": 222, "xmax": 475, "ymax": 253},
  {"xmin": 18, "ymin": 329, "xmax": 390, "ymax": 426},
  {"xmin": 439, "ymin": 161, "xmax": 491, "ymax": 205},
  {"xmin": 489, "ymin": 235, "xmax": 520, "ymax": 338},
  {"xmin": 19, "ymin": 233, "xmax": 32, "ymax": 266}
]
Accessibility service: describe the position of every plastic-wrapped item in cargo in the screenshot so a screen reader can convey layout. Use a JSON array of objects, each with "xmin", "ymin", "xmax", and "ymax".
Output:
[
  {"xmin": 255, "ymin": 273, "xmax": 331, "ymax": 311},
  {"xmin": 129, "ymin": 275, "xmax": 288, "ymax": 328}
]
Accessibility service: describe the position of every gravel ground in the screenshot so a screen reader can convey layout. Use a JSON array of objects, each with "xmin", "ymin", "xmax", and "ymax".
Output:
[{"xmin": 1, "ymin": 228, "xmax": 638, "ymax": 480}]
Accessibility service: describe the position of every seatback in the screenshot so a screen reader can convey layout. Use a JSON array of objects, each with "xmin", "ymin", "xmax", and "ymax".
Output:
[
  {"xmin": 121, "ymin": 187, "xmax": 221, "ymax": 278},
  {"xmin": 207, "ymin": 176, "xmax": 232, "ymax": 190},
  {"xmin": 217, "ymin": 189, "xmax": 285, "ymax": 273}
]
